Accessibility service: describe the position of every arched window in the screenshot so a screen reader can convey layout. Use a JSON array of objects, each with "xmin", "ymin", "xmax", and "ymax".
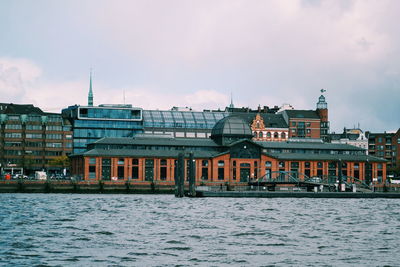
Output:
[
  {"xmin": 274, "ymin": 132, "xmax": 279, "ymax": 139},
  {"xmin": 267, "ymin": 132, "xmax": 271, "ymax": 138},
  {"xmin": 258, "ymin": 132, "xmax": 263, "ymax": 138},
  {"xmin": 281, "ymin": 132, "xmax": 286, "ymax": 139}
]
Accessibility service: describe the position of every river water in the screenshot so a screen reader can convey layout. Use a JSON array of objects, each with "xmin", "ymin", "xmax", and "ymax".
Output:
[{"xmin": 0, "ymin": 194, "xmax": 399, "ymax": 267}]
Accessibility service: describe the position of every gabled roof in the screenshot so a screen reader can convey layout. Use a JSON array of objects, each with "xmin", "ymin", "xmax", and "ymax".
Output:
[
  {"xmin": 227, "ymin": 138, "xmax": 264, "ymax": 148},
  {"xmin": 264, "ymin": 152, "xmax": 387, "ymax": 162},
  {"xmin": 282, "ymin": 110, "xmax": 320, "ymax": 120},
  {"xmin": 233, "ymin": 113, "xmax": 288, "ymax": 128}
]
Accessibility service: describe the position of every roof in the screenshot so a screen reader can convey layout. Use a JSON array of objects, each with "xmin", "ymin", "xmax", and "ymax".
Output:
[
  {"xmin": 74, "ymin": 148, "xmax": 220, "ymax": 158},
  {"xmin": 255, "ymin": 141, "xmax": 364, "ymax": 151},
  {"xmin": 231, "ymin": 113, "xmax": 288, "ymax": 128},
  {"xmin": 0, "ymin": 103, "xmax": 44, "ymax": 115},
  {"xmin": 282, "ymin": 110, "xmax": 320, "ymax": 120},
  {"xmin": 211, "ymin": 115, "xmax": 253, "ymax": 137},
  {"xmin": 265, "ymin": 152, "xmax": 387, "ymax": 162},
  {"xmin": 329, "ymin": 133, "xmax": 360, "ymax": 141},
  {"xmin": 90, "ymin": 137, "xmax": 220, "ymax": 147}
]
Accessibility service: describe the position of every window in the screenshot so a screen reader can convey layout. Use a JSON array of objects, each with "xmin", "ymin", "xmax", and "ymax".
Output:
[
  {"xmin": 5, "ymin": 133, "xmax": 22, "ymax": 138},
  {"xmin": 274, "ymin": 132, "xmax": 279, "ymax": 139},
  {"xmin": 26, "ymin": 133, "xmax": 42, "ymax": 139},
  {"xmin": 160, "ymin": 159, "xmax": 167, "ymax": 180},
  {"xmin": 46, "ymin": 125, "xmax": 63, "ymax": 131},
  {"xmin": 89, "ymin": 158, "xmax": 96, "ymax": 164},
  {"xmin": 102, "ymin": 158, "xmax": 111, "ymax": 180},
  {"xmin": 258, "ymin": 132, "xmax": 263, "ymax": 138},
  {"xmin": 291, "ymin": 162, "xmax": 299, "ymax": 168},
  {"xmin": 145, "ymin": 159, "xmax": 154, "ymax": 181},
  {"xmin": 265, "ymin": 161, "xmax": 272, "ymax": 167},
  {"xmin": 232, "ymin": 161, "xmax": 236, "ymax": 181},
  {"xmin": 267, "ymin": 132, "xmax": 271, "ymax": 138},
  {"xmin": 46, "ymin": 134, "xmax": 62, "ymax": 139},
  {"xmin": 218, "ymin": 160, "xmax": 225, "ymax": 180},
  {"xmin": 131, "ymin": 159, "xmax": 139, "ymax": 179},
  {"xmin": 306, "ymin": 122, "xmax": 311, "ymax": 127},
  {"xmin": 291, "ymin": 122, "xmax": 296, "ymax": 126},
  {"xmin": 89, "ymin": 166, "xmax": 96, "ymax": 179},
  {"xmin": 307, "ymin": 129, "xmax": 311, "ymax": 134},
  {"xmin": 279, "ymin": 161, "xmax": 285, "ymax": 168},
  {"xmin": 46, "ymin": 142, "xmax": 62, "ymax": 148},
  {"xmin": 4, "ymin": 142, "xmax": 21, "ymax": 147},
  {"xmin": 5, "ymin": 124, "xmax": 22, "ymax": 130},
  {"xmin": 281, "ymin": 132, "xmax": 286, "ymax": 139},
  {"xmin": 26, "ymin": 124, "xmax": 42, "ymax": 130}
]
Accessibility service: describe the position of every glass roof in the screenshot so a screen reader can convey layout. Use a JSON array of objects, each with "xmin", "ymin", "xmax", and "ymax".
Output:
[{"xmin": 143, "ymin": 110, "xmax": 229, "ymax": 129}]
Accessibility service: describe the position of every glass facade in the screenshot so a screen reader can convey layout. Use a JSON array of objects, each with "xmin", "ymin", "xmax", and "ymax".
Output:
[
  {"xmin": 63, "ymin": 105, "xmax": 144, "ymax": 153},
  {"xmin": 143, "ymin": 110, "xmax": 228, "ymax": 137}
]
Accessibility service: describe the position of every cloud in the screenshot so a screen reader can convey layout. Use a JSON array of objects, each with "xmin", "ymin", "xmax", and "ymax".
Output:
[
  {"xmin": 1, "ymin": 1, "xmax": 400, "ymax": 132},
  {"xmin": 0, "ymin": 57, "xmax": 42, "ymax": 100},
  {"xmin": 0, "ymin": 57, "xmax": 87, "ymax": 110}
]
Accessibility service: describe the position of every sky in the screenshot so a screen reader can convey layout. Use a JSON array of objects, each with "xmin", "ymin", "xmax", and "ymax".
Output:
[{"xmin": 0, "ymin": 0, "xmax": 399, "ymax": 133}]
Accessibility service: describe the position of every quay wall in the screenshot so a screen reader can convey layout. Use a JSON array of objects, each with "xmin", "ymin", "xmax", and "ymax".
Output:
[
  {"xmin": 0, "ymin": 180, "xmax": 175, "ymax": 194},
  {"xmin": 1, "ymin": 180, "xmax": 400, "ymax": 195}
]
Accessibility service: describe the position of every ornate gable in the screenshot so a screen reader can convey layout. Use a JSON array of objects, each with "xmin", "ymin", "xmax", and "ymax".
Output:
[{"xmin": 251, "ymin": 113, "xmax": 265, "ymax": 130}]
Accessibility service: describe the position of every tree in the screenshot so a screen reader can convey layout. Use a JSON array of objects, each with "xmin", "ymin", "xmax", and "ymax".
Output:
[{"xmin": 49, "ymin": 155, "xmax": 70, "ymax": 168}]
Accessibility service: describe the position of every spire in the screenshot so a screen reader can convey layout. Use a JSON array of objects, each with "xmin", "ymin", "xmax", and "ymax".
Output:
[
  {"xmin": 229, "ymin": 92, "xmax": 234, "ymax": 108},
  {"xmin": 88, "ymin": 69, "xmax": 93, "ymax": 106}
]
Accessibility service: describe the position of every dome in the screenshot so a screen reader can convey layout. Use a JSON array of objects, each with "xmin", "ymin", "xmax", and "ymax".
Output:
[{"xmin": 211, "ymin": 116, "xmax": 253, "ymax": 145}]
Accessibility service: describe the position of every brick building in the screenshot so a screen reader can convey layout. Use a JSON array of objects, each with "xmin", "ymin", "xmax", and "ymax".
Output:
[
  {"xmin": 367, "ymin": 129, "xmax": 400, "ymax": 177},
  {"xmin": 71, "ymin": 116, "xmax": 386, "ymax": 184},
  {"xmin": 0, "ymin": 103, "xmax": 73, "ymax": 175},
  {"xmin": 278, "ymin": 92, "xmax": 330, "ymax": 141}
]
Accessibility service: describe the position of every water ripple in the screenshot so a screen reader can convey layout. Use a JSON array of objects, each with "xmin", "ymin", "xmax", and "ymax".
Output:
[{"xmin": 0, "ymin": 194, "xmax": 400, "ymax": 266}]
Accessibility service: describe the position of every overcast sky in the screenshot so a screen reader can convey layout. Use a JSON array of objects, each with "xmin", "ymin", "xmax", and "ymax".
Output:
[{"xmin": 0, "ymin": 0, "xmax": 399, "ymax": 132}]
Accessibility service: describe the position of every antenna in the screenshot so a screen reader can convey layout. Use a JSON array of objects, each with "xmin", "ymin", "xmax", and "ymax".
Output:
[{"xmin": 123, "ymin": 89, "xmax": 126, "ymax": 105}]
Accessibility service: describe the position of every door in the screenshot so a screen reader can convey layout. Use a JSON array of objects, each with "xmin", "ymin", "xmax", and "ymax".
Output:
[{"xmin": 240, "ymin": 163, "xmax": 251, "ymax": 182}]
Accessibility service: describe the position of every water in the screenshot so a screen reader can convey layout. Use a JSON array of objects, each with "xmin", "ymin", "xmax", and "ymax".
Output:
[{"xmin": 0, "ymin": 194, "xmax": 399, "ymax": 267}]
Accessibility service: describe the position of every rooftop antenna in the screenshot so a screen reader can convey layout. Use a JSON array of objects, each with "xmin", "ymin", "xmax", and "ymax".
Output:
[
  {"xmin": 321, "ymin": 88, "xmax": 326, "ymax": 93},
  {"xmin": 123, "ymin": 89, "xmax": 126, "ymax": 105}
]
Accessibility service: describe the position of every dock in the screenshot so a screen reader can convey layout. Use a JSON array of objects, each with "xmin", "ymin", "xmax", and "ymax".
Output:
[{"xmin": 195, "ymin": 190, "xmax": 400, "ymax": 198}]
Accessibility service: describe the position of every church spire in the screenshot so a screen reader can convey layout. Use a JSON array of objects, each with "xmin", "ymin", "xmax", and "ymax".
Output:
[
  {"xmin": 88, "ymin": 70, "xmax": 93, "ymax": 106},
  {"xmin": 229, "ymin": 92, "xmax": 234, "ymax": 108}
]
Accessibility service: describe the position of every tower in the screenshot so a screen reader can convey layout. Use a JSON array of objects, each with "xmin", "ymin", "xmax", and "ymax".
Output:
[
  {"xmin": 88, "ymin": 71, "xmax": 93, "ymax": 106},
  {"xmin": 316, "ymin": 89, "xmax": 329, "ymax": 141}
]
